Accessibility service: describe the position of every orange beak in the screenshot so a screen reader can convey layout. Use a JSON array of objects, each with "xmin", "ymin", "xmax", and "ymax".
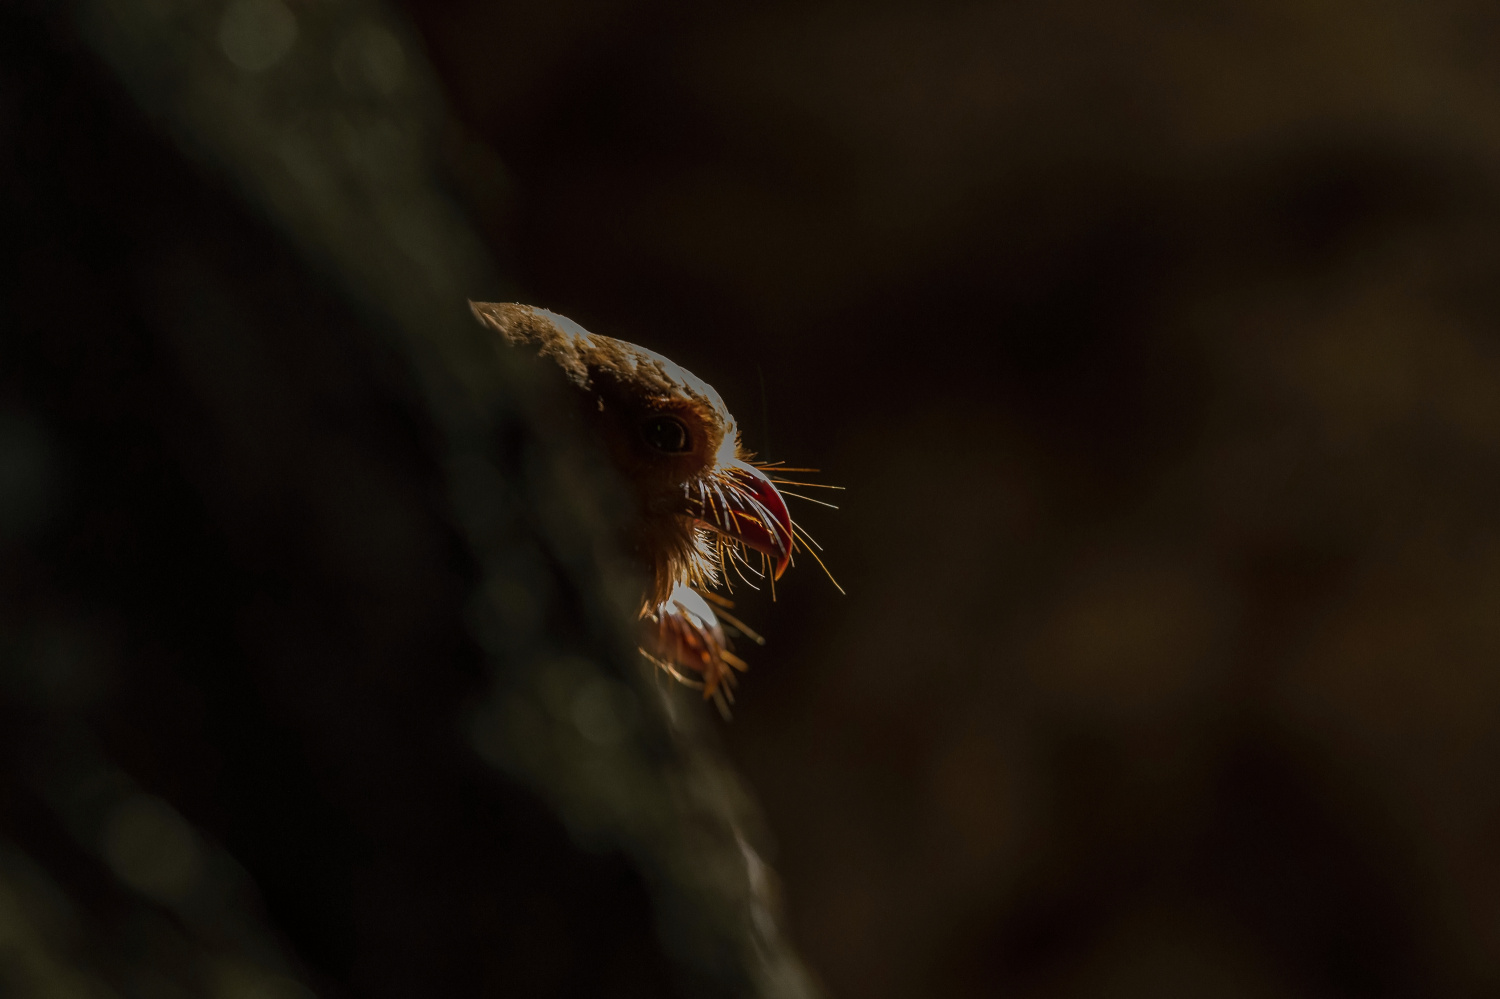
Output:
[{"xmin": 694, "ymin": 460, "xmax": 794, "ymax": 580}]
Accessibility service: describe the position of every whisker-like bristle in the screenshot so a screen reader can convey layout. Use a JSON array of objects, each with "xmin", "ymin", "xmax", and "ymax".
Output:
[
  {"xmin": 713, "ymin": 481, "xmax": 739, "ymax": 536},
  {"xmin": 779, "ymin": 490, "xmax": 840, "ymax": 510},
  {"xmin": 729, "ymin": 556, "xmax": 763, "ymax": 590},
  {"xmin": 752, "ymin": 463, "xmax": 822, "ymax": 473},
  {"xmin": 788, "ymin": 519, "xmax": 825, "ymax": 552},
  {"xmin": 728, "ymin": 541, "xmax": 763, "ymax": 579},
  {"xmin": 712, "ymin": 533, "xmax": 736, "ymax": 594},
  {"xmin": 769, "ymin": 480, "xmax": 846, "ymax": 490},
  {"xmin": 730, "ymin": 545, "xmax": 765, "ymax": 578},
  {"xmin": 727, "ymin": 550, "xmax": 761, "ymax": 590},
  {"xmin": 789, "ymin": 521, "xmax": 845, "ymax": 594},
  {"xmin": 695, "ymin": 588, "xmax": 735, "ymax": 609},
  {"xmin": 703, "ymin": 480, "xmax": 722, "ymax": 524},
  {"xmin": 639, "ymin": 647, "xmax": 705, "ymax": 689},
  {"xmin": 711, "ymin": 606, "xmax": 764, "ymax": 645}
]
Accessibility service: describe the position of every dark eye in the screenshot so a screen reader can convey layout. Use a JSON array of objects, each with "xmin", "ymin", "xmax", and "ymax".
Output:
[{"xmin": 641, "ymin": 415, "xmax": 691, "ymax": 453}]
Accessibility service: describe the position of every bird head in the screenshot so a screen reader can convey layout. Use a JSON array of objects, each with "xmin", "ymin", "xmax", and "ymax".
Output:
[{"xmin": 472, "ymin": 302, "xmax": 793, "ymax": 610}]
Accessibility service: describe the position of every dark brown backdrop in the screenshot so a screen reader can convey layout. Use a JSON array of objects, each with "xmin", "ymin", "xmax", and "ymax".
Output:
[{"xmin": 405, "ymin": 2, "xmax": 1500, "ymax": 997}]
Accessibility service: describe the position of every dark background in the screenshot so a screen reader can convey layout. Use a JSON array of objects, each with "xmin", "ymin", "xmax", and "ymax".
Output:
[
  {"xmin": 6, "ymin": 0, "xmax": 1500, "ymax": 997},
  {"xmin": 407, "ymin": 2, "xmax": 1500, "ymax": 997}
]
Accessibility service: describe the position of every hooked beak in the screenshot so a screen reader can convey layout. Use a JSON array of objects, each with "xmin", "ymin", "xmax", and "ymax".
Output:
[{"xmin": 693, "ymin": 459, "xmax": 793, "ymax": 579}]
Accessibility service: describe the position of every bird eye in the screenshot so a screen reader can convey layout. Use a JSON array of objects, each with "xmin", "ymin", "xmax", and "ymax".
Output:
[{"xmin": 641, "ymin": 415, "xmax": 691, "ymax": 453}]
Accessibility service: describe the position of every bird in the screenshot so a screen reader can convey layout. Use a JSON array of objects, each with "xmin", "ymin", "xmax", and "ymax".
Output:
[{"xmin": 471, "ymin": 302, "xmax": 836, "ymax": 712}]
